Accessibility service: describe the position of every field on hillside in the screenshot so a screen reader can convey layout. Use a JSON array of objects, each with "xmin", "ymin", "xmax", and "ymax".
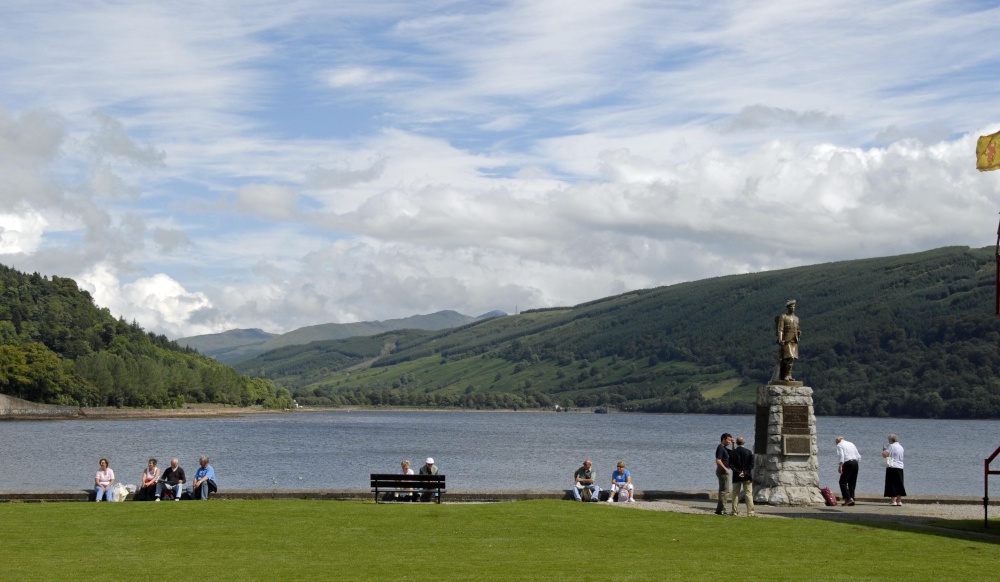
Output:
[{"xmin": 2, "ymin": 500, "xmax": 996, "ymax": 580}]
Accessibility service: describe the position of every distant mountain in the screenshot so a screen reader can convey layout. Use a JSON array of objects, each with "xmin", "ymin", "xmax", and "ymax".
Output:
[
  {"xmin": 175, "ymin": 328, "xmax": 277, "ymax": 361},
  {"xmin": 236, "ymin": 246, "xmax": 1000, "ymax": 419},
  {"xmin": 177, "ymin": 310, "xmax": 505, "ymax": 365},
  {"xmin": 477, "ymin": 310, "xmax": 507, "ymax": 319}
]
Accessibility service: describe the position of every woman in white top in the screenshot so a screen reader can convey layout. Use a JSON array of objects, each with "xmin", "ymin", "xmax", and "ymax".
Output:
[
  {"xmin": 882, "ymin": 434, "xmax": 906, "ymax": 506},
  {"xmin": 396, "ymin": 459, "xmax": 415, "ymax": 501},
  {"xmin": 94, "ymin": 458, "xmax": 115, "ymax": 502},
  {"xmin": 137, "ymin": 458, "xmax": 160, "ymax": 501}
]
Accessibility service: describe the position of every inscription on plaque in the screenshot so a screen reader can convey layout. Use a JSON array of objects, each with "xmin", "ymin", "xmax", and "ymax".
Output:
[
  {"xmin": 754, "ymin": 405, "xmax": 768, "ymax": 455},
  {"xmin": 781, "ymin": 405, "xmax": 810, "ymax": 436},
  {"xmin": 783, "ymin": 435, "xmax": 811, "ymax": 455}
]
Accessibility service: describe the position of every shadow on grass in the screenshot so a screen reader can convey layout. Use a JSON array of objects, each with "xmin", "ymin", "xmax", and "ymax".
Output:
[{"xmin": 772, "ymin": 507, "xmax": 1000, "ymax": 545}]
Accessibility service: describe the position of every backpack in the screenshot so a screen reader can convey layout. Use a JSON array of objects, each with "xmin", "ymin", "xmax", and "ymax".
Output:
[{"xmin": 819, "ymin": 487, "xmax": 838, "ymax": 506}]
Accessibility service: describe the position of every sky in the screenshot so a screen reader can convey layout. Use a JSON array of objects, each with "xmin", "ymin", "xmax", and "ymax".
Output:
[{"xmin": 2, "ymin": 0, "xmax": 1000, "ymax": 339}]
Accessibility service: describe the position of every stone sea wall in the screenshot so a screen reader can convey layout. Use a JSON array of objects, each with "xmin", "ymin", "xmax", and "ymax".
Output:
[{"xmin": 0, "ymin": 394, "xmax": 80, "ymax": 419}]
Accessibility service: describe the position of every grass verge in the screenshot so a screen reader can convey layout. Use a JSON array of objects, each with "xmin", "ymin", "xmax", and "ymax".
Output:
[{"xmin": 1, "ymin": 500, "xmax": 997, "ymax": 581}]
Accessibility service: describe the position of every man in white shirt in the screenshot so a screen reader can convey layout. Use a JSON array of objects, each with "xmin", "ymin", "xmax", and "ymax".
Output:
[{"xmin": 836, "ymin": 436, "xmax": 861, "ymax": 506}]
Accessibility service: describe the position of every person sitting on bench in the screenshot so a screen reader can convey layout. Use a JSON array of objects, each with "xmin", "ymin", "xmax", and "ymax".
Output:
[{"xmin": 419, "ymin": 457, "xmax": 439, "ymax": 502}]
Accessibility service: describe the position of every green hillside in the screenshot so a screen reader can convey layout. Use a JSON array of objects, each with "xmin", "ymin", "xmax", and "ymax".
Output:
[
  {"xmin": 237, "ymin": 246, "xmax": 1000, "ymax": 418},
  {"xmin": 0, "ymin": 265, "xmax": 292, "ymax": 409},
  {"xmin": 178, "ymin": 310, "xmax": 490, "ymax": 364}
]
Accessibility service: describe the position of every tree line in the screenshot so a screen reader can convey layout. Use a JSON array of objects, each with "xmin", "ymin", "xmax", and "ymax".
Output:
[{"xmin": 0, "ymin": 265, "xmax": 293, "ymax": 409}]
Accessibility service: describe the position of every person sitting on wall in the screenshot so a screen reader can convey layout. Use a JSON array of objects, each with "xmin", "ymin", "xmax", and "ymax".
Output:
[
  {"xmin": 155, "ymin": 458, "xmax": 186, "ymax": 501},
  {"xmin": 94, "ymin": 458, "xmax": 115, "ymax": 502},
  {"xmin": 135, "ymin": 458, "xmax": 160, "ymax": 501},
  {"xmin": 607, "ymin": 460, "xmax": 635, "ymax": 502},
  {"xmin": 572, "ymin": 459, "xmax": 600, "ymax": 502},
  {"xmin": 191, "ymin": 456, "xmax": 217, "ymax": 500}
]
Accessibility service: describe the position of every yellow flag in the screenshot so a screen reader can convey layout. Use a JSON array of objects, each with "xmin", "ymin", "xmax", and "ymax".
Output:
[{"xmin": 977, "ymin": 131, "xmax": 1000, "ymax": 171}]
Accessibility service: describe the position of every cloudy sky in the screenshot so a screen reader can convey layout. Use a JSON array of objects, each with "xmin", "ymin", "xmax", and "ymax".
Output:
[{"xmin": 2, "ymin": 1, "xmax": 999, "ymax": 339}]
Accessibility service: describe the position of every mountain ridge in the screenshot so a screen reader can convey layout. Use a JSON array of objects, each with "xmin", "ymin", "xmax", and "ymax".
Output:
[
  {"xmin": 177, "ymin": 310, "xmax": 506, "ymax": 365},
  {"xmin": 234, "ymin": 246, "xmax": 1000, "ymax": 418}
]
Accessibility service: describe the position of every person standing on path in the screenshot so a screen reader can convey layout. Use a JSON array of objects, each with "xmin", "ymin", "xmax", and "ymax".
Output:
[
  {"xmin": 836, "ymin": 436, "xmax": 861, "ymax": 506},
  {"xmin": 882, "ymin": 434, "xmax": 906, "ymax": 506},
  {"xmin": 715, "ymin": 433, "xmax": 733, "ymax": 515},
  {"xmin": 729, "ymin": 436, "xmax": 755, "ymax": 516}
]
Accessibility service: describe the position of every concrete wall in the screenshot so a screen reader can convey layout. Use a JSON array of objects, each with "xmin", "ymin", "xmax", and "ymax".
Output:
[{"xmin": 0, "ymin": 394, "xmax": 79, "ymax": 418}]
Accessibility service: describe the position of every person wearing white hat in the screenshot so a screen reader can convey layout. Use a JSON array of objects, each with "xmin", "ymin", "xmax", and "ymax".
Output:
[
  {"xmin": 419, "ymin": 457, "xmax": 439, "ymax": 501},
  {"xmin": 420, "ymin": 458, "xmax": 438, "ymax": 475}
]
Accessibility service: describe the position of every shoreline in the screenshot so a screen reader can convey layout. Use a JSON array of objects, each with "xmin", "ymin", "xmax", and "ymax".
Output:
[
  {"xmin": 0, "ymin": 488, "xmax": 994, "ymax": 508},
  {"xmin": 7, "ymin": 403, "xmax": 1000, "ymax": 421},
  {"xmin": 0, "ymin": 404, "xmax": 287, "ymax": 421},
  {"xmin": 0, "ymin": 404, "xmax": 605, "ymax": 421}
]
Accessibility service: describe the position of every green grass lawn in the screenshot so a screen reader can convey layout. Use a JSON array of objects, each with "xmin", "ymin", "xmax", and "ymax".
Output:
[
  {"xmin": 1, "ymin": 500, "xmax": 996, "ymax": 581},
  {"xmin": 924, "ymin": 518, "xmax": 1000, "ymax": 537}
]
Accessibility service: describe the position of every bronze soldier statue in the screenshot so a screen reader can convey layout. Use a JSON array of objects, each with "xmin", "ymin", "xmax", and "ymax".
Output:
[{"xmin": 774, "ymin": 300, "xmax": 801, "ymax": 382}]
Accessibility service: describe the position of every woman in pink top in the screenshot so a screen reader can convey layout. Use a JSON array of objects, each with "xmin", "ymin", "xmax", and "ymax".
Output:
[{"xmin": 94, "ymin": 458, "xmax": 115, "ymax": 502}]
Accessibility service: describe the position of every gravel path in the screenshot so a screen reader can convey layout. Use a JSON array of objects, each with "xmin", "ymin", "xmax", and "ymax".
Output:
[{"xmin": 616, "ymin": 498, "xmax": 993, "ymax": 522}]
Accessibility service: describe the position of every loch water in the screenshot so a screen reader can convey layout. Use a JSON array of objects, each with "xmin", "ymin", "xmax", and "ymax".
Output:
[{"xmin": 0, "ymin": 410, "xmax": 995, "ymax": 496}]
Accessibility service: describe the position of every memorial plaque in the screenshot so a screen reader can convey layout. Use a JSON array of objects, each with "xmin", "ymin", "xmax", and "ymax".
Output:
[
  {"xmin": 783, "ymin": 435, "xmax": 811, "ymax": 455},
  {"xmin": 781, "ymin": 405, "xmax": 810, "ymax": 435},
  {"xmin": 754, "ymin": 405, "xmax": 768, "ymax": 455}
]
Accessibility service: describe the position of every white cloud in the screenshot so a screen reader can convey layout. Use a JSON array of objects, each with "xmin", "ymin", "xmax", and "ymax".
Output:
[
  {"xmin": 2, "ymin": 1, "xmax": 1000, "ymax": 339},
  {"xmin": 323, "ymin": 67, "xmax": 402, "ymax": 88},
  {"xmin": 234, "ymin": 184, "xmax": 298, "ymax": 220},
  {"xmin": 0, "ymin": 211, "xmax": 48, "ymax": 255}
]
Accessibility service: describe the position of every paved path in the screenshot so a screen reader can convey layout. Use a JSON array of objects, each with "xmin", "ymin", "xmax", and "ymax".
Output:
[{"xmin": 627, "ymin": 497, "xmax": 989, "ymax": 522}]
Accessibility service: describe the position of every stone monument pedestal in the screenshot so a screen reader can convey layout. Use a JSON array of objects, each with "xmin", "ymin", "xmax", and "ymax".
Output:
[{"xmin": 752, "ymin": 384, "xmax": 824, "ymax": 506}]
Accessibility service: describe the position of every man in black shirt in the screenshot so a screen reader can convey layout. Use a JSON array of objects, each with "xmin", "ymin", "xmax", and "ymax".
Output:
[
  {"xmin": 155, "ymin": 458, "xmax": 186, "ymax": 501},
  {"xmin": 715, "ymin": 433, "xmax": 733, "ymax": 515},
  {"xmin": 729, "ymin": 436, "xmax": 755, "ymax": 516}
]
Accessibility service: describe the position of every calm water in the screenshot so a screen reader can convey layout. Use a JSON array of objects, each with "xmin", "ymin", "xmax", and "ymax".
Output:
[{"xmin": 0, "ymin": 411, "xmax": 995, "ymax": 496}]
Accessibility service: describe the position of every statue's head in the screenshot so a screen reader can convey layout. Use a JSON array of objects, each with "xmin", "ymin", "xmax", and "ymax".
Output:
[{"xmin": 785, "ymin": 299, "xmax": 796, "ymax": 313}]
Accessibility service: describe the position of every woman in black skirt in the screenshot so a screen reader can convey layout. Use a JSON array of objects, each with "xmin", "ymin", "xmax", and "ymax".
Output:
[{"xmin": 882, "ymin": 434, "xmax": 906, "ymax": 506}]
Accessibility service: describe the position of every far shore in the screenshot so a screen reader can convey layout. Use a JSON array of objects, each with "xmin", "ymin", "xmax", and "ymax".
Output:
[
  {"xmin": 1, "ymin": 404, "xmax": 607, "ymax": 421},
  {"xmin": 0, "ymin": 404, "xmax": 284, "ymax": 421}
]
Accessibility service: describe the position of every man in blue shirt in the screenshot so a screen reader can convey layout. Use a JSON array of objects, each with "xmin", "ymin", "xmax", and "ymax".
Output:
[{"xmin": 192, "ymin": 456, "xmax": 216, "ymax": 501}]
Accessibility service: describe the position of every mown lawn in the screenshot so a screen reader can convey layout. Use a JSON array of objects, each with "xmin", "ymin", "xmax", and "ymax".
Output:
[{"xmin": 1, "ymin": 500, "xmax": 996, "ymax": 581}]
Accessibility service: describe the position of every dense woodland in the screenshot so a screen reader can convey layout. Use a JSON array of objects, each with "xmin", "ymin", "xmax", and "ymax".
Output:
[
  {"xmin": 237, "ymin": 247, "xmax": 1000, "ymax": 419},
  {"xmin": 0, "ymin": 265, "xmax": 293, "ymax": 408}
]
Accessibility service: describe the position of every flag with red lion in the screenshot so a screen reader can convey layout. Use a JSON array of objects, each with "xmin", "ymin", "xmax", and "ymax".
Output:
[{"xmin": 978, "ymin": 131, "xmax": 1000, "ymax": 171}]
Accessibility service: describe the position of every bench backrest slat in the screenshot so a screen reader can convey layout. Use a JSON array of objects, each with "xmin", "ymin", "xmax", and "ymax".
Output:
[{"xmin": 370, "ymin": 473, "xmax": 445, "ymax": 488}]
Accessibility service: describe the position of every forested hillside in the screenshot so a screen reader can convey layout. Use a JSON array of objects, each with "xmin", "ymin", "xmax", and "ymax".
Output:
[
  {"xmin": 0, "ymin": 265, "xmax": 293, "ymax": 408},
  {"xmin": 238, "ymin": 246, "xmax": 1000, "ymax": 419}
]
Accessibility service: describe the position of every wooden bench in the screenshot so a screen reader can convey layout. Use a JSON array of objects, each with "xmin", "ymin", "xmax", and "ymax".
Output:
[{"xmin": 370, "ymin": 473, "xmax": 446, "ymax": 504}]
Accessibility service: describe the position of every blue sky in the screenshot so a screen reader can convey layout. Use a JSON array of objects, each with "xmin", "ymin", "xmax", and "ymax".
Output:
[{"xmin": 2, "ymin": 0, "xmax": 1000, "ymax": 338}]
